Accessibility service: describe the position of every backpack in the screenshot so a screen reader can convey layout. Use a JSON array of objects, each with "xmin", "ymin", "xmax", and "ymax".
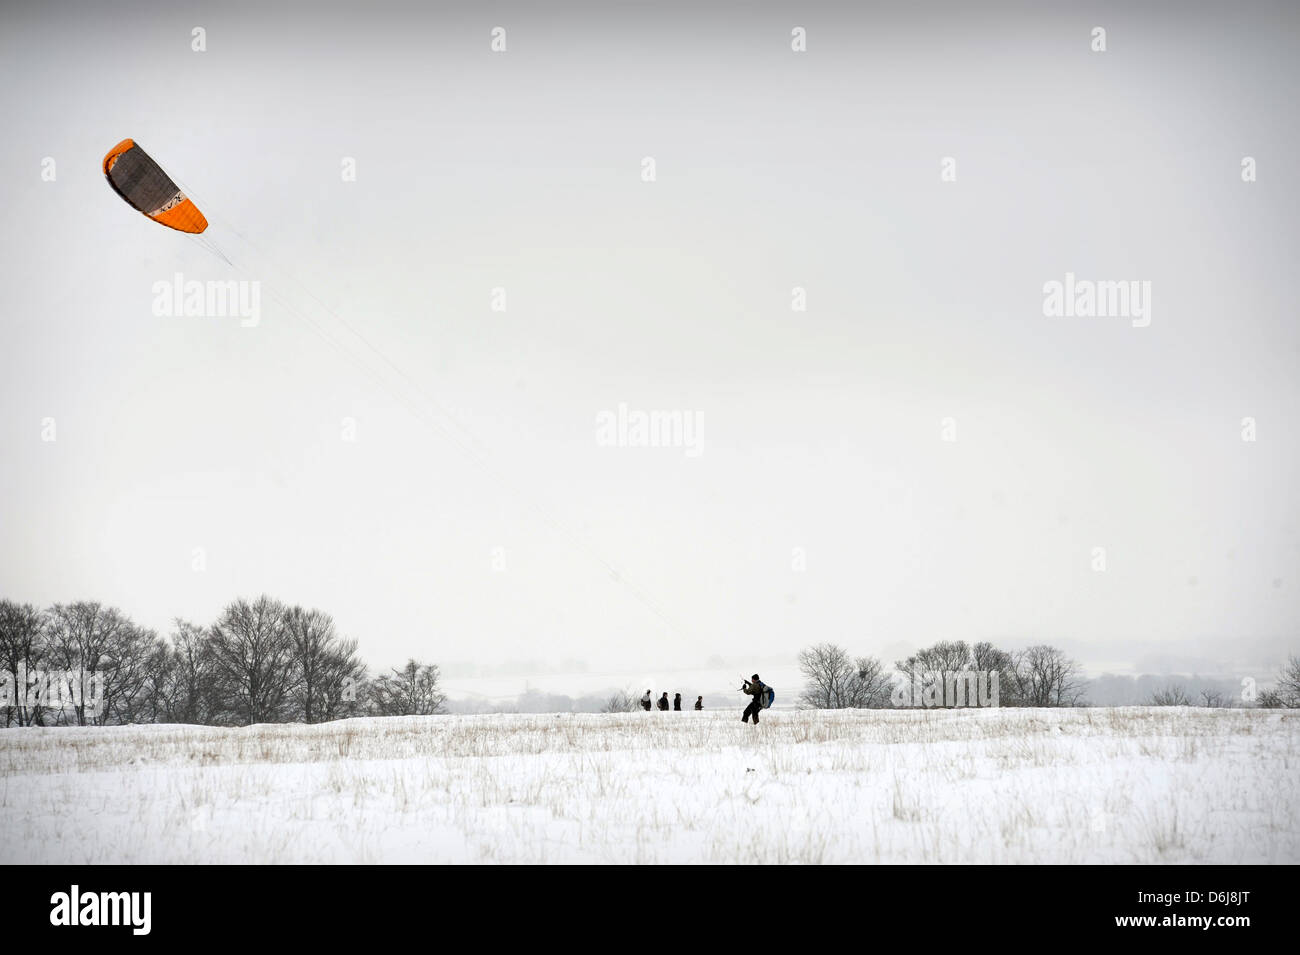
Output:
[{"xmin": 761, "ymin": 685, "xmax": 775, "ymax": 709}]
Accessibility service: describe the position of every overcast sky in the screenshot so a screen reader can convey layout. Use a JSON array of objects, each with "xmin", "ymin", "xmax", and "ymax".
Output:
[{"xmin": 1, "ymin": 0, "xmax": 1297, "ymax": 677}]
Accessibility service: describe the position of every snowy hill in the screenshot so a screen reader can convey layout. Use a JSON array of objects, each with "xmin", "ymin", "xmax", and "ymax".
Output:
[{"xmin": 1, "ymin": 707, "xmax": 1295, "ymax": 864}]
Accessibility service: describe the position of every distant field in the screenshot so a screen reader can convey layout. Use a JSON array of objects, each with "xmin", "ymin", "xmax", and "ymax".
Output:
[{"xmin": 1, "ymin": 708, "xmax": 1296, "ymax": 864}]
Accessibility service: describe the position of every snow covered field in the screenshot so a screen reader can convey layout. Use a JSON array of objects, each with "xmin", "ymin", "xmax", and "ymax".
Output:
[{"xmin": 1, "ymin": 707, "xmax": 1296, "ymax": 864}]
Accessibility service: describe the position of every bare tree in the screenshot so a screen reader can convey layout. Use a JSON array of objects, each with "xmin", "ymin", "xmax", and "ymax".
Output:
[
  {"xmin": 0, "ymin": 600, "xmax": 49, "ymax": 726},
  {"xmin": 315, "ymin": 641, "xmax": 367, "ymax": 723},
  {"xmin": 1275, "ymin": 654, "xmax": 1300, "ymax": 707},
  {"xmin": 890, "ymin": 640, "xmax": 1021, "ymax": 708},
  {"xmin": 3, "ymin": 596, "xmax": 381, "ymax": 727},
  {"xmin": 135, "ymin": 636, "xmax": 176, "ymax": 724},
  {"xmin": 370, "ymin": 659, "xmax": 446, "ymax": 716},
  {"xmin": 284, "ymin": 607, "xmax": 331, "ymax": 723},
  {"xmin": 141, "ymin": 637, "xmax": 176, "ymax": 723},
  {"xmin": 1199, "ymin": 688, "xmax": 1226, "ymax": 708},
  {"xmin": 849, "ymin": 656, "xmax": 892, "ymax": 707},
  {"xmin": 971, "ymin": 641, "xmax": 1021, "ymax": 706},
  {"xmin": 208, "ymin": 595, "xmax": 293, "ymax": 725},
  {"xmin": 46, "ymin": 602, "xmax": 158, "ymax": 725},
  {"xmin": 102, "ymin": 628, "xmax": 167, "ymax": 725},
  {"xmin": 799, "ymin": 643, "xmax": 890, "ymax": 708},
  {"xmin": 283, "ymin": 607, "xmax": 364, "ymax": 723},
  {"xmin": 1149, "ymin": 684, "xmax": 1191, "ymax": 706},
  {"xmin": 151, "ymin": 620, "xmax": 221, "ymax": 724},
  {"xmin": 799, "ymin": 643, "xmax": 855, "ymax": 709},
  {"xmin": 1010, "ymin": 644, "xmax": 1087, "ymax": 707},
  {"xmin": 602, "ymin": 689, "xmax": 638, "ymax": 713},
  {"xmin": 1257, "ymin": 688, "xmax": 1288, "ymax": 708},
  {"xmin": 896, "ymin": 640, "xmax": 973, "ymax": 677}
]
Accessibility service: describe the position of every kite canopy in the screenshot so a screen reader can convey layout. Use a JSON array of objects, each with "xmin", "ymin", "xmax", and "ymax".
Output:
[{"xmin": 102, "ymin": 139, "xmax": 207, "ymax": 234}]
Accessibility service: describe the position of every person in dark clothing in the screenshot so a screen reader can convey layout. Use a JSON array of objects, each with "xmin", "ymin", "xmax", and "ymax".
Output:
[
  {"xmin": 657, "ymin": 692, "xmax": 670, "ymax": 711},
  {"xmin": 641, "ymin": 690, "xmax": 652, "ymax": 711},
  {"xmin": 694, "ymin": 696, "xmax": 703, "ymax": 710},
  {"xmin": 673, "ymin": 693, "xmax": 682, "ymax": 711},
  {"xmin": 741, "ymin": 674, "xmax": 766, "ymax": 724}
]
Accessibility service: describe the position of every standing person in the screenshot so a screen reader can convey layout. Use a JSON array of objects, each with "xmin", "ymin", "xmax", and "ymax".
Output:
[
  {"xmin": 673, "ymin": 693, "xmax": 682, "ymax": 711},
  {"xmin": 741, "ymin": 674, "xmax": 767, "ymax": 724},
  {"xmin": 657, "ymin": 692, "xmax": 670, "ymax": 711},
  {"xmin": 694, "ymin": 696, "xmax": 703, "ymax": 711},
  {"xmin": 641, "ymin": 690, "xmax": 652, "ymax": 712}
]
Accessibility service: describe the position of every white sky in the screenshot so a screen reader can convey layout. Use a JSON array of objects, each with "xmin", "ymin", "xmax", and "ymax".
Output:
[{"xmin": 1, "ymin": 0, "xmax": 1297, "ymax": 678}]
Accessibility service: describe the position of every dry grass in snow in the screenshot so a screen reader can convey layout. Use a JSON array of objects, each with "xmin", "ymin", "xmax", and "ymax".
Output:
[{"xmin": 0, "ymin": 707, "xmax": 1296, "ymax": 864}]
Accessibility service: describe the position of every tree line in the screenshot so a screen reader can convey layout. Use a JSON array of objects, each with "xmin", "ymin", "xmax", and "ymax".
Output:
[
  {"xmin": 8, "ymin": 595, "xmax": 1295, "ymax": 723},
  {"xmin": 0, "ymin": 596, "xmax": 446, "ymax": 727},
  {"xmin": 797, "ymin": 640, "xmax": 1088, "ymax": 709},
  {"xmin": 796, "ymin": 640, "xmax": 1300, "ymax": 709}
]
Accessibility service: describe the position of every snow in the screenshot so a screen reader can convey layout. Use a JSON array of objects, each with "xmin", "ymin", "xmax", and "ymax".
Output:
[{"xmin": 1, "ymin": 707, "xmax": 1296, "ymax": 863}]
